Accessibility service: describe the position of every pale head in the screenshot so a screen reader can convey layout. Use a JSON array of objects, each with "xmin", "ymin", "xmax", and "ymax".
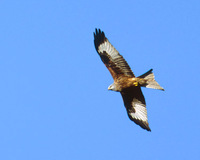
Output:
[{"xmin": 108, "ymin": 83, "xmax": 117, "ymax": 91}]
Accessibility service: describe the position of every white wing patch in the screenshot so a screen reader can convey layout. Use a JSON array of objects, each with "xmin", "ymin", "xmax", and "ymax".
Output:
[
  {"xmin": 129, "ymin": 100, "xmax": 148, "ymax": 122},
  {"xmin": 98, "ymin": 39, "xmax": 119, "ymax": 59}
]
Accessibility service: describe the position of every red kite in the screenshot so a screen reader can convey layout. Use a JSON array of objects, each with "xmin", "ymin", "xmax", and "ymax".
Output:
[{"xmin": 94, "ymin": 29, "xmax": 164, "ymax": 131}]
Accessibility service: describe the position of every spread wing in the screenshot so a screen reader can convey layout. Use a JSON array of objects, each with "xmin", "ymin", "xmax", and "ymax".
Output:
[
  {"xmin": 94, "ymin": 28, "xmax": 134, "ymax": 80},
  {"xmin": 120, "ymin": 87, "xmax": 151, "ymax": 131}
]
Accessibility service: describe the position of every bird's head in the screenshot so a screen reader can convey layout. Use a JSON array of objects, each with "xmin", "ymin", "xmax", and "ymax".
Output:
[{"xmin": 108, "ymin": 83, "xmax": 117, "ymax": 91}]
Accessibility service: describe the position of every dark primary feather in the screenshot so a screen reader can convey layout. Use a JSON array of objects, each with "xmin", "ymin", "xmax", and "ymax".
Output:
[
  {"xmin": 94, "ymin": 29, "xmax": 135, "ymax": 79},
  {"xmin": 94, "ymin": 29, "xmax": 106, "ymax": 51},
  {"xmin": 120, "ymin": 87, "xmax": 151, "ymax": 131}
]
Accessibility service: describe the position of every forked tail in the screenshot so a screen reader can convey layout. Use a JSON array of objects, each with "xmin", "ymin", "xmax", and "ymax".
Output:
[{"xmin": 138, "ymin": 69, "xmax": 164, "ymax": 91}]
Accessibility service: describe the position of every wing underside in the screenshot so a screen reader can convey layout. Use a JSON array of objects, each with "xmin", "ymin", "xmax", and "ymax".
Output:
[
  {"xmin": 120, "ymin": 86, "xmax": 151, "ymax": 131},
  {"xmin": 94, "ymin": 28, "xmax": 134, "ymax": 79}
]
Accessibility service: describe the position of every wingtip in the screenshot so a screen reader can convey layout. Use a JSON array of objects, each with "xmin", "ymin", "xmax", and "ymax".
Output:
[
  {"xmin": 140, "ymin": 123, "xmax": 151, "ymax": 132},
  {"xmin": 94, "ymin": 28, "xmax": 99, "ymax": 34},
  {"xmin": 95, "ymin": 28, "xmax": 98, "ymax": 34},
  {"xmin": 143, "ymin": 123, "xmax": 151, "ymax": 132},
  {"xmin": 146, "ymin": 127, "xmax": 151, "ymax": 132},
  {"xmin": 94, "ymin": 28, "xmax": 104, "ymax": 36},
  {"xmin": 129, "ymin": 116, "xmax": 151, "ymax": 132},
  {"xmin": 94, "ymin": 28, "xmax": 106, "ymax": 49}
]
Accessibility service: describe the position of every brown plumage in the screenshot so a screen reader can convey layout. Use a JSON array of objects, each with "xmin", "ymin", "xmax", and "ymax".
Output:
[{"xmin": 93, "ymin": 28, "xmax": 164, "ymax": 131}]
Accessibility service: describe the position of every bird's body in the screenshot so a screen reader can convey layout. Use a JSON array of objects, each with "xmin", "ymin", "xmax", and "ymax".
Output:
[
  {"xmin": 93, "ymin": 29, "xmax": 164, "ymax": 131},
  {"xmin": 109, "ymin": 77, "xmax": 142, "ymax": 91}
]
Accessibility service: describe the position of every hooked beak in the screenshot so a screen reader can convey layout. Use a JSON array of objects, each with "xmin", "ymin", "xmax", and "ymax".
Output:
[{"xmin": 108, "ymin": 86, "xmax": 111, "ymax": 90}]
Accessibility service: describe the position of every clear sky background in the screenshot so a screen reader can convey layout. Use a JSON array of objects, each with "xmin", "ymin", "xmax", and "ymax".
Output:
[{"xmin": 0, "ymin": 0, "xmax": 200, "ymax": 160}]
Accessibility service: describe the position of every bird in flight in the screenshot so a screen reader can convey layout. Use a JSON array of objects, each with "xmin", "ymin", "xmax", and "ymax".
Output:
[{"xmin": 93, "ymin": 28, "xmax": 164, "ymax": 131}]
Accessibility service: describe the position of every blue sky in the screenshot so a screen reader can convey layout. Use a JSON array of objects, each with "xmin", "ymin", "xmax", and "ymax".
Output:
[{"xmin": 0, "ymin": 0, "xmax": 200, "ymax": 159}]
